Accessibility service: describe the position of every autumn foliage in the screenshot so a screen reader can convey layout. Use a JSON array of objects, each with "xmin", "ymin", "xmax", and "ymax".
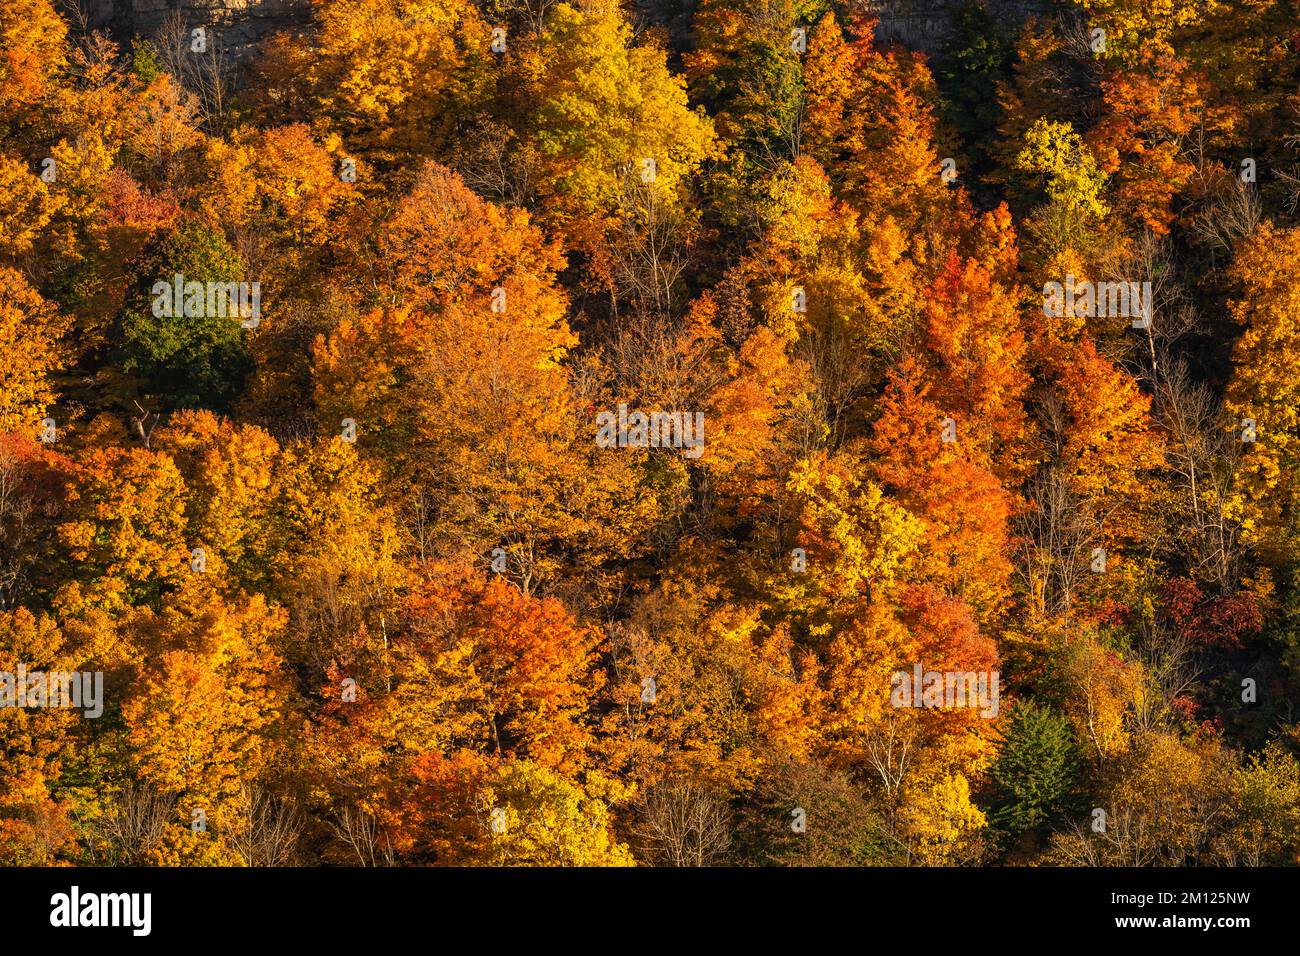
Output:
[{"xmin": 0, "ymin": 0, "xmax": 1298, "ymax": 868}]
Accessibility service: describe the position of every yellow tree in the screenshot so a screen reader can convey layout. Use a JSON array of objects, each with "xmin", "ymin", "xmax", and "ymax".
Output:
[
  {"xmin": 121, "ymin": 574, "xmax": 287, "ymax": 806},
  {"xmin": 392, "ymin": 755, "xmax": 634, "ymax": 866},
  {"xmin": 596, "ymin": 574, "xmax": 787, "ymax": 794},
  {"xmin": 799, "ymin": 11, "xmax": 948, "ymax": 235},
  {"xmin": 267, "ymin": 435, "xmax": 408, "ymax": 686},
  {"xmin": 153, "ymin": 410, "xmax": 281, "ymax": 591},
  {"xmin": 313, "ymin": 163, "xmax": 653, "ymax": 602},
  {"xmin": 801, "ymin": 12, "xmax": 854, "ymax": 160},
  {"xmin": 516, "ymin": 1, "xmax": 718, "ymax": 244},
  {"xmin": 1014, "ymin": 118, "xmax": 1112, "ymax": 265},
  {"xmin": 1078, "ymin": 0, "xmax": 1215, "ymax": 62},
  {"xmin": 124, "ymin": 72, "xmax": 203, "ymax": 180},
  {"xmin": 475, "ymin": 759, "xmax": 634, "ymax": 866},
  {"xmin": 296, "ymin": 0, "xmax": 492, "ymax": 164},
  {"xmin": 0, "ymin": 268, "xmax": 67, "ymax": 433},
  {"xmin": 377, "ymin": 160, "xmax": 568, "ymax": 314},
  {"xmin": 400, "ymin": 568, "xmax": 605, "ymax": 775},
  {"xmin": 0, "ymin": 608, "xmax": 77, "ymax": 864},
  {"xmin": 120, "ymin": 573, "xmax": 288, "ymax": 862},
  {"xmin": 816, "ymin": 592, "xmax": 996, "ymax": 856},
  {"xmin": 771, "ymin": 449, "xmax": 924, "ymax": 639},
  {"xmin": 718, "ymin": 155, "xmax": 922, "ymax": 451},
  {"xmin": 201, "ymin": 123, "xmax": 354, "ymax": 253},
  {"xmin": 42, "ymin": 34, "xmax": 132, "ymax": 259},
  {"xmin": 0, "ymin": 154, "xmax": 57, "ymax": 256},
  {"xmin": 54, "ymin": 444, "xmax": 189, "ymax": 617},
  {"xmin": 0, "ymin": 0, "xmax": 66, "ymax": 126},
  {"xmin": 1224, "ymin": 223, "xmax": 1300, "ymax": 546}
]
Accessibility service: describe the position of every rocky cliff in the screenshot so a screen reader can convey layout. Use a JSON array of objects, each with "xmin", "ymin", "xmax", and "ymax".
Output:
[
  {"xmin": 84, "ymin": 0, "xmax": 1052, "ymax": 62},
  {"xmin": 86, "ymin": 0, "xmax": 313, "ymax": 60}
]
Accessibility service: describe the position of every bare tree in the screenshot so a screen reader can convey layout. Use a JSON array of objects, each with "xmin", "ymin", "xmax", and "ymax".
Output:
[
  {"xmin": 227, "ymin": 782, "xmax": 304, "ymax": 866},
  {"xmin": 1190, "ymin": 176, "xmax": 1261, "ymax": 256},
  {"xmin": 1276, "ymin": 95, "xmax": 1300, "ymax": 216},
  {"xmin": 1015, "ymin": 467, "xmax": 1099, "ymax": 617},
  {"xmin": 57, "ymin": 0, "xmax": 92, "ymax": 35},
  {"xmin": 495, "ymin": 0, "xmax": 560, "ymax": 39},
  {"xmin": 155, "ymin": 11, "xmax": 232, "ymax": 133},
  {"xmin": 1047, "ymin": 808, "xmax": 1161, "ymax": 867},
  {"xmin": 634, "ymin": 780, "xmax": 733, "ymax": 866},
  {"xmin": 453, "ymin": 120, "xmax": 537, "ymax": 210},
  {"xmin": 796, "ymin": 311, "xmax": 881, "ymax": 453},
  {"xmin": 131, "ymin": 400, "xmax": 160, "ymax": 449},
  {"xmin": 0, "ymin": 442, "xmax": 39, "ymax": 610},
  {"xmin": 1108, "ymin": 231, "xmax": 1199, "ymax": 389},
  {"xmin": 332, "ymin": 804, "xmax": 395, "ymax": 867},
  {"xmin": 94, "ymin": 783, "xmax": 177, "ymax": 865},
  {"xmin": 605, "ymin": 169, "xmax": 695, "ymax": 320},
  {"xmin": 603, "ymin": 309, "xmax": 723, "ymax": 418},
  {"xmin": 861, "ymin": 715, "xmax": 919, "ymax": 829},
  {"xmin": 1154, "ymin": 363, "xmax": 1247, "ymax": 591},
  {"xmin": 1130, "ymin": 621, "xmax": 1201, "ymax": 735}
]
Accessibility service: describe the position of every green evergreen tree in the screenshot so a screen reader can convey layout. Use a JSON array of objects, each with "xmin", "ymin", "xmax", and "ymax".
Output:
[
  {"xmin": 988, "ymin": 700, "xmax": 1082, "ymax": 847},
  {"xmin": 119, "ymin": 220, "xmax": 253, "ymax": 412}
]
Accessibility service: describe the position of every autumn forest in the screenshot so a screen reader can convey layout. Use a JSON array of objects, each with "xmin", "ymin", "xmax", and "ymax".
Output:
[{"xmin": 1, "ymin": 0, "xmax": 1300, "ymax": 868}]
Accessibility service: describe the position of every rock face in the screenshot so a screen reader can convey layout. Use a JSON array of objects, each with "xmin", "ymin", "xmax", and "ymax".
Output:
[
  {"xmin": 865, "ymin": 0, "xmax": 1052, "ymax": 52},
  {"xmin": 87, "ymin": 0, "xmax": 1049, "ymax": 63},
  {"xmin": 87, "ymin": 0, "xmax": 313, "ymax": 61}
]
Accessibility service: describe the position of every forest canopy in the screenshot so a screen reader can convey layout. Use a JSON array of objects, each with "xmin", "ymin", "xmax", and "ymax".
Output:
[{"xmin": 1, "ymin": 0, "xmax": 1299, "ymax": 867}]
